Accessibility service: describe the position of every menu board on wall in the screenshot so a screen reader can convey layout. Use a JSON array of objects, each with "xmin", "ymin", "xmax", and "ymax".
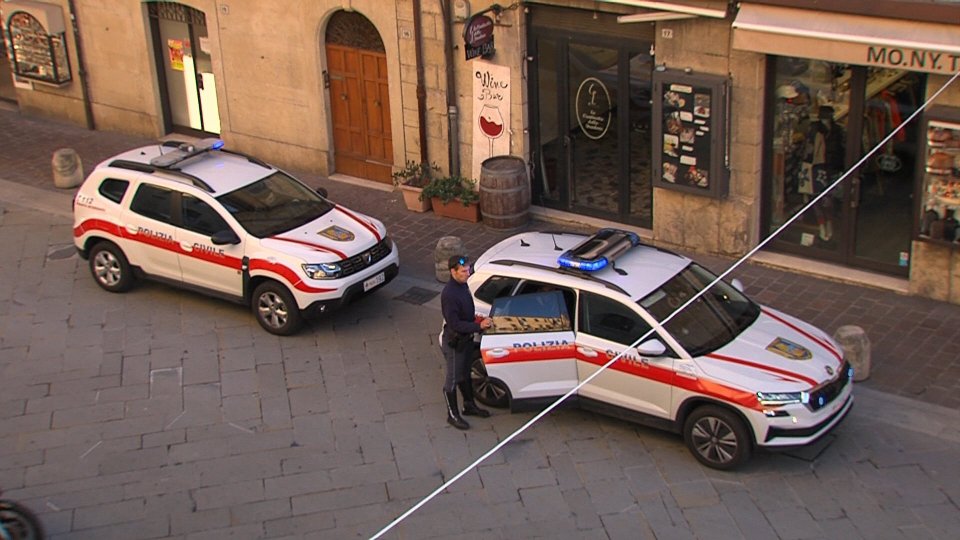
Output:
[
  {"xmin": 8, "ymin": 11, "xmax": 72, "ymax": 85},
  {"xmin": 652, "ymin": 69, "xmax": 728, "ymax": 198}
]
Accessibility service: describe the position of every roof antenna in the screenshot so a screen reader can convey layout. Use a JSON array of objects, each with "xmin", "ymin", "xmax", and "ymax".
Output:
[
  {"xmin": 611, "ymin": 260, "xmax": 627, "ymax": 276},
  {"xmin": 551, "ymin": 234, "xmax": 562, "ymax": 251},
  {"xmin": 520, "ymin": 237, "xmax": 530, "ymax": 247}
]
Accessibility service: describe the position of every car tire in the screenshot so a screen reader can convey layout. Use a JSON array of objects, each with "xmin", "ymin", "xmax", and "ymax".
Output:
[
  {"xmin": 683, "ymin": 405, "xmax": 752, "ymax": 470},
  {"xmin": 252, "ymin": 281, "xmax": 303, "ymax": 336},
  {"xmin": 89, "ymin": 241, "xmax": 134, "ymax": 292},
  {"xmin": 471, "ymin": 353, "xmax": 510, "ymax": 409},
  {"xmin": 0, "ymin": 499, "xmax": 44, "ymax": 540}
]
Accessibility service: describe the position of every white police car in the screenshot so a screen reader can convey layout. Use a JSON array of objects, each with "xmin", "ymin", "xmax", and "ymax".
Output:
[
  {"xmin": 73, "ymin": 138, "xmax": 398, "ymax": 335},
  {"xmin": 467, "ymin": 229, "xmax": 853, "ymax": 469}
]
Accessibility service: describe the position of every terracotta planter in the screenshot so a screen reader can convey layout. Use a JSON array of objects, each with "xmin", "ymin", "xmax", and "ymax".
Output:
[
  {"xmin": 399, "ymin": 184, "xmax": 431, "ymax": 212},
  {"xmin": 431, "ymin": 198, "xmax": 481, "ymax": 222}
]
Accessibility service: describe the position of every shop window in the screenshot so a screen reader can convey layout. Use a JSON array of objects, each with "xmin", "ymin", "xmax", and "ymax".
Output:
[{"xmin": 6, "ymin": 11, "xmax": 71, "ymax": 85}]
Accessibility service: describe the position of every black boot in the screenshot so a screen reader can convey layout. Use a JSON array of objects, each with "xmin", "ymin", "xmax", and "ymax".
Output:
[
  {"xmin": 459, "ymin": 381, "xmax": 490, "ymax": 418},
  {"xmin": 444, "ymin": 390, "xmax": 470, "ymax": 430}
]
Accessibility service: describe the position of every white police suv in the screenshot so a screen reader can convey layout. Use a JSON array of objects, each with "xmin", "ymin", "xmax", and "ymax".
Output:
[
  {"xmin": 467, "ymin": 228, "xmax": 853, "ymax": 469},
  {"xmin": 73, "ymin": 138, "xmax": 398, "ymax": 335}
]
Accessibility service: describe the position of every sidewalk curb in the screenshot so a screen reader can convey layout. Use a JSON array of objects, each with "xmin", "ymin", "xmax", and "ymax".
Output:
[
  {"xmin": 851, "ymin": 385, "xmax": 960, "ymax": 443},
  {"xmin": 0, "ymin": 177, "xmax": 74, "ymax": 218}
]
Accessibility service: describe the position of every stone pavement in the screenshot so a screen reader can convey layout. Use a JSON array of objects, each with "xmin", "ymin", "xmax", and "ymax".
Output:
[
  {"xmin": 1, "ymin": 106, "xmax": 959, "ymax": 410},
  {"xmin": 1, "ymin": 107, "xmax": 960, "ymax": 538}
]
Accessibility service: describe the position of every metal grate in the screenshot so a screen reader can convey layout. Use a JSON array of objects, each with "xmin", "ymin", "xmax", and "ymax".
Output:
[
  {"xmin": 807, "ymin": 362, "xmax": 850, "ymax": 411},
  {"xmin": 394, "ymin": 287, "xmax": 439, "ymax": 306},
  {"xmin": 148, "ymin": 2, "xmax": 206, "ymax": 26},
  {"xmin": 326, "ymin": 11, "xmax": 384, "ymax": 52},
  {"xmin": 339, "ymin": 238, "xmax": 392, "ymax": 278}
]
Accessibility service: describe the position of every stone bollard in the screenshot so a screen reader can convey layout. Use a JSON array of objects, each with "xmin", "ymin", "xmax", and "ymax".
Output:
[
  {"xmin": 833, "ymin": 325, "xmax": 870, "ymax": 381},
  {"xmin": 52, "ymin": 148, "xmax": 83, "ymax": 189},
  {"xmin": 434, "ymin": 236, "xmax": 465, "ymax": 282}
]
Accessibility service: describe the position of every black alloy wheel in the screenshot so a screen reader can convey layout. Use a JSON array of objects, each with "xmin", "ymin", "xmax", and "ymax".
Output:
[
  {"xmin": 683, "ymin": 405, "xmax": 752, "ymax": 470},
  {"xmin": 471, "ymin": 354, "xmax": 510, "ymax": 408}
]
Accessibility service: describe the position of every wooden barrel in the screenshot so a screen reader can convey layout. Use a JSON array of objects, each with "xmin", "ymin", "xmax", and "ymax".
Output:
[{"xmin": 479, "ymin": 156, "xmax": 530, "ymax": 230}]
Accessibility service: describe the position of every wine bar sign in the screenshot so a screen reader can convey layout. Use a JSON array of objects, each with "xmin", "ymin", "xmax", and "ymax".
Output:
[
  {"xmin": 463, "ymin": 14, "xmax": 495, "ymax": 60},
  {"xmin": 471, "ymin": 60, "xmax": 511, "ymax": 180}
]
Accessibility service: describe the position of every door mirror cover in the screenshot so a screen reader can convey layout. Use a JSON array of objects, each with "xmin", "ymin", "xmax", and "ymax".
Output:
[
  {"xmin": 211, "ymin": 229, "xmax": 241, "ymax": 245},
  {"xmin": 636, "ymin": 339, "xmax": 667, "ymax": 357}
]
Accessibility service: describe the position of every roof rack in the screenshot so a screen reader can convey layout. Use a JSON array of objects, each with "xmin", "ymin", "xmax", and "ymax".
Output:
[
  {"xmin": 558, "ymin": 228, "xmax": 640, "ymax": 272},
  {"xmin": 490, "ymin": 259, "xmax": 627, "ymax": 295},
  {"xmin": 107, "ymin": 159, "xmax": 214, "ymax": 192},
  {"xmin": 150, "ymin": 138, "xmax": 224, "ymax": 168}
]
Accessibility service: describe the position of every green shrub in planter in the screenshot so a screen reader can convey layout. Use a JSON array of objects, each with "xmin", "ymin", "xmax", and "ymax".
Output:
[{"xmin": 422, "ymin": 175, "xmax": 479, "ymax": 206}]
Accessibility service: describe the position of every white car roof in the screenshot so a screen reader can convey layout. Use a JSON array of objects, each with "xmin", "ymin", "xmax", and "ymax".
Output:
[
  {"xmin": 96, "ymin": 141, "xmax": 274, "ymax": 195},
  {"xmin": 474, "ymin": 231, "xmax": 691, "ymax": 301}
]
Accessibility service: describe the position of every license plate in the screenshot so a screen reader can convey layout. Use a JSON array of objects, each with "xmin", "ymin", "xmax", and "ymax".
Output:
[{"xmin": 363, "ymin": 272, "xmax": 385, "ymax": 292}]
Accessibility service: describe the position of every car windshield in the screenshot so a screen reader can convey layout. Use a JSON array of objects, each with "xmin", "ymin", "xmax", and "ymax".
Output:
[
  {"xmin": 639, "ymin": 263, "xmax": 760, "ymax": 356},
  {"xmin": 216, "ymin": 171, "xmax": 333, "ymax": 237}
]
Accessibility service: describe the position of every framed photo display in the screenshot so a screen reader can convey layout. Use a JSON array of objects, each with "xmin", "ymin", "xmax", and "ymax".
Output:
[{"xmin": 652, "ymin": 69, "xmax": 729, "ymax": 198}]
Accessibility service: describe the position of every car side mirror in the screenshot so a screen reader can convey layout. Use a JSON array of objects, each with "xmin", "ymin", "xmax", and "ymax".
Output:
[
  {"xmin": 731, "ymin": 278, "xmax": 744, "ymax": 293},
  {"xmin": 316, "ymin": 187, "xmax": 329, "ymax": 198},
  {"xmin": 211, "ymin": 229, "xmax": 241, "ymax": 245},
  {"xmin": 636, "ymin": 339, "xmax": 667, "ymax": 357}
]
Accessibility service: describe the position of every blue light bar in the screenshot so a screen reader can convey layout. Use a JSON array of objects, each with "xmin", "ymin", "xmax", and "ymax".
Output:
[
  {"xmin": 211, "ymin": 139, "xmax": 225, "ymax": 150},
  {"xmin": 557, "ymin": 228, "xmax": 641, "ymax": 273},
  {"xmin": 558, "ymin": 255, "xmax": 608, "ymax": 271}
]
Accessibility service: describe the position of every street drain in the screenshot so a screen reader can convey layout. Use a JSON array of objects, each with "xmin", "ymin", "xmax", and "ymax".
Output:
[{"xmin": 394, "ymin": 286, "xmax": 439, "ymax": 305}]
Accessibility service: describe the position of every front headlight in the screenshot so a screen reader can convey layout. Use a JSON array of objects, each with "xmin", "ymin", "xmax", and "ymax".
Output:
[
  {"xmin": 756, "ymin": 391, "xmax": 809, "ymax": 406},
  {"xmin": 302, "ymin": 262, "xmax": 342, "ymax": 279}
]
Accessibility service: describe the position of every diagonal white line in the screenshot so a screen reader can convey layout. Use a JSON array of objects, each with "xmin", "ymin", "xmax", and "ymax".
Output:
[{"xmin": 371, "ymin": 68, "xmax": 960, "ymax": 540}]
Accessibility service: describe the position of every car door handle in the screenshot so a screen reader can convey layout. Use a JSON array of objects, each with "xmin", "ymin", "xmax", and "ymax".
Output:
[
  {"xmin": 125, "ymin": 224, "xmax": 138, "ymax": 235},
  {"xmin": 576, "ymin": 347, "xmax": 598, "ymax": 358},
  {"xmin": 180, "ymin": 242, "xmax": 193, "ymax": 252},
  {"xmin": 487, "ymin": 348, "xmax": 510, "ymax": 358}
]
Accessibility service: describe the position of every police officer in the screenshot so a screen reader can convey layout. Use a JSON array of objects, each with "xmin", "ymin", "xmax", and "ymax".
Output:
[{"xmin": 441, "ymin": 254, "xmax": 492, "ymax": 429}]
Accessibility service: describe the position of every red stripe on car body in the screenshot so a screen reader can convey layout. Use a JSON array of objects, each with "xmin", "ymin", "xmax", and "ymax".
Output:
[
  {"xmin": 270, "ymin": 236, "xmax": 347, "ymax": 259},
  {"xmin": 336, "ymin": 205, "xmax": 381, "ymax": 242},
  {"xmin": 705, "ymin": 352, "xmax": 817, "ymax": 387},
  {"xmin": 762, "ymin": 307, "xmax": 843, "ymax": 365},
  {"xmin": 248, "ymin": 259, "xmax": 335, "ymax": 293}
]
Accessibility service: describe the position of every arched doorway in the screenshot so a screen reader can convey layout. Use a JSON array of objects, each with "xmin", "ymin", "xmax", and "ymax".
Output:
[
  {"xmin": 148, "ymin": 1, "xmax": 220, "ymax": 135},
  {"xmin": 325, "ymin": 11, "xmax": 392, "ymax": 184}
]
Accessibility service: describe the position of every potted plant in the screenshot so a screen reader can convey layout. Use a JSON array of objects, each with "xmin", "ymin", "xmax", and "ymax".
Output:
[
  {"xmin": 392, "ymin": 160, "xmax": 438, "ymax": 212},
  {"xmin": 422, "ymin": 174, "xmax": 481, "ymax": 222}
]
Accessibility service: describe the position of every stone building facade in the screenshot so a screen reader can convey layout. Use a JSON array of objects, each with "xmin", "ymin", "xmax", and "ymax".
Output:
[{"xmin": 3, "ymin": 0, "xmax": 960, "ymax": 302}]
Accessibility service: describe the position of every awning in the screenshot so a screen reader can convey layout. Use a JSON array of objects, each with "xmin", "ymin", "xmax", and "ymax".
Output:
[
  {"xmin": 732, "ymin": 4, "xmax": 960, "ymax": 75},
  {"xmin": 2, "ymin": 0, "xmax": 67, "ymax": 34}
]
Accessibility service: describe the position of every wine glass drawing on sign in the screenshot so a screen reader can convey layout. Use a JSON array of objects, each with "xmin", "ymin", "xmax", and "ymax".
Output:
[{"xmin": 479, "ymin": 104, "xmax": 504, "ymax": 158}]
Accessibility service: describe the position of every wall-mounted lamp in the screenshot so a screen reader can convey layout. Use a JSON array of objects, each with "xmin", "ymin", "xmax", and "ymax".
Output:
[
  {"xmin": 655, "ymin": 64, "xmax": 667, "ymax": 72},
  {"xmin": 684, "ymin": 67, "xmax": 693, "ymax": 74}
]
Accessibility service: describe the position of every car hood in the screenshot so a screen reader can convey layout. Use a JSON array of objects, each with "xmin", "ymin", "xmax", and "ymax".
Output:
[
  {"xmin": 259, "ymin": 206, "xmax": 386, "ymax": 262},
  {"xmin": 696, "ymin": 306, "xmax": 845, "ymax": 391}
]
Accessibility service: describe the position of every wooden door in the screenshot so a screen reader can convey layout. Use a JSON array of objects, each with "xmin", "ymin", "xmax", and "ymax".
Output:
[{"xmin": 327, "ymin": 44, "xmax": 393, "ymax": 184}]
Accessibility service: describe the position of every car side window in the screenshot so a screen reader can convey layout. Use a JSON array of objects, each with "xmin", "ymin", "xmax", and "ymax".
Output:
[
  {"xmin": 487, "ymin": 291, "xmax": 571, "ymax": 334},
  {"xmin": 129, "ymin": 184, "xmax": 173, "ymax": 223},
  {"xmin": 516, "ymin": 281, "xmax": 577, "ymax": 324},
  {"xmin": 475, "ymin": 275, "xmax": 520, "ymax": 305},
  {"xmin": 98, "ymin": 178, "xmax": 129, "ymax": 204},
  {"xmin": 578, "ymin": 291, "xmax": 653, "ymax": 347},
  {"xmin": 181, "ymin": 194, "xmax": 230, "ymax": 236}
]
